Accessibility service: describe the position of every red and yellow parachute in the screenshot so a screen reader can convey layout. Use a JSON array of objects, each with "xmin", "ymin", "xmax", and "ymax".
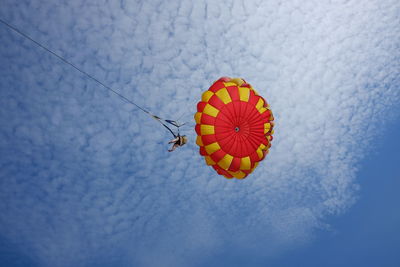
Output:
[{"xmin": 194, "ymin": 77, "xmax": 274, "ymax": 179}]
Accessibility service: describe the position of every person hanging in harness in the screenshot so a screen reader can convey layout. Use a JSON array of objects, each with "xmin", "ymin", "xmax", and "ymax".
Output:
[
  {"xmin": 154, "ymin": 118, "xmax": 187, "ymax": 152},
  {"xmin": 168, "ymin": 134, "xmax": 187, "ymax": 152}
]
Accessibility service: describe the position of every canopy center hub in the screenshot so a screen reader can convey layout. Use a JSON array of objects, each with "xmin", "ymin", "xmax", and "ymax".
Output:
[{"xmin": 234, "ymin": 126, "xmax": 240, "ymax": 132}]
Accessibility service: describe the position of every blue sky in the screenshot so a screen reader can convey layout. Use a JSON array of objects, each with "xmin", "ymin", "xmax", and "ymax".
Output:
[
  {"xmin": 0, "ymin": 0, "xmax": 399, "ymax": 266},
  {"xmin": 267, "ymin": 120, "xmax": 400, "ymax": 267}
]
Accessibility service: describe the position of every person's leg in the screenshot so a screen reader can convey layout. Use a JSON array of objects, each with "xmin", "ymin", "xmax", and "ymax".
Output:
[
  {"xmin": 168, "ymin": 137, "xmax": 179, "ymax": 144},
  {"xmin": 168, "ymin": 143, "xmax": 179, "ymax": 152}
]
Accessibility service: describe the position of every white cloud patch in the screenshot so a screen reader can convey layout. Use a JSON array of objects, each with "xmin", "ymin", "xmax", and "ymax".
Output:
[{"xmin": 0, "ymin": 0, "xmax": 399, "ymax": 266}]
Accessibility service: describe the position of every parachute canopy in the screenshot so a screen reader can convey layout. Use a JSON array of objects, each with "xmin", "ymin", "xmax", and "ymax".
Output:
[{"xmin": 194, "ymin": 77, "xmax": 274, "ymax": 179}]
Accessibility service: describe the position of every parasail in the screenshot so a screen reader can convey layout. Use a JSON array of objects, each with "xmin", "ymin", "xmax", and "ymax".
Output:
[{"xmin": 194, "ymin": 77, "xmax": 274, "ymax": 179}]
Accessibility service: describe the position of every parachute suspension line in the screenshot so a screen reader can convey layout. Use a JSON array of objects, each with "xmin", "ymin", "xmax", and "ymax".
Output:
[{"xmin": 0, "ymin": 18, "xmax": 181, "ymax": 137}]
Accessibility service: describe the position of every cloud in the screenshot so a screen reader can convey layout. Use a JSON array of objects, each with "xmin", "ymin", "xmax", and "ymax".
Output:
[{"xmin": 0, "ymin": 0, "xmax": 399, "ymax": 266}]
